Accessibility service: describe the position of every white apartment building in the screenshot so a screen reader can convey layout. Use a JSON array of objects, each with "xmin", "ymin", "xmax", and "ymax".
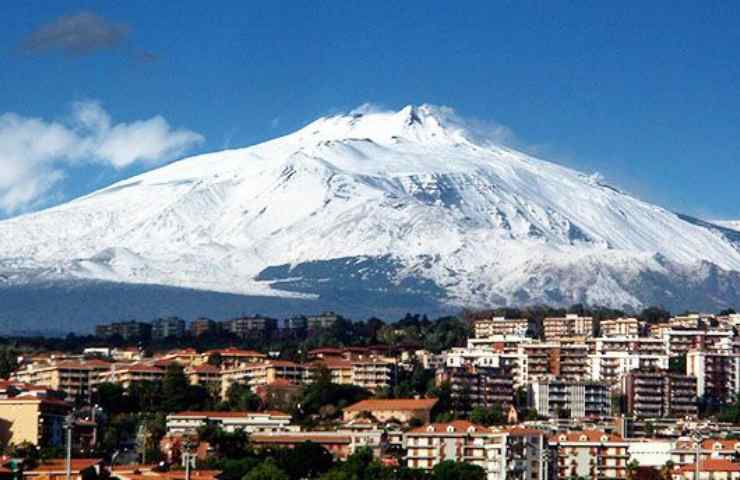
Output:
[
  {"xmin": 589, "ymin": 351, "xmax": 669, "ymax": 386},
  {"xmin": 166, "ymin": 410, "xmax": 298, "ymax": 435},
  {"xmin": 687, "ymin": 351, "xmax": 740, "ymax": 403},
  {"xmin": 529, "ymin": 378, "xmax": 611, "ymax": 419}
]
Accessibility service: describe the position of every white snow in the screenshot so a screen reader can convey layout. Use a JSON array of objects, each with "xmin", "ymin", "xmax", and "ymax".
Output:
[{"xmin": 0, "ymin": 104, "xmax": 738, "ymax": 308}]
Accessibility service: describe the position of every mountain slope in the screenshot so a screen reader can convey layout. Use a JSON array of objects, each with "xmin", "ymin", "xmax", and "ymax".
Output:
[{"xmin": 1, "ymin": 105, "xmax": 739, "ymax": 332}]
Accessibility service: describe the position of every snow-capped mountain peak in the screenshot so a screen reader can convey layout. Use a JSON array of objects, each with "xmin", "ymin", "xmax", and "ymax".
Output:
[
  {"xmin": 2, "ymin": 104, "xmax": 740, "ymax": 331},
  {"xmin": 291, "ymin": 104, "xmax": 471, "ymax": 147}
]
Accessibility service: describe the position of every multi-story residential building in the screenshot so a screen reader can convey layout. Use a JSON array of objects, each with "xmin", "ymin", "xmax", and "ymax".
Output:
[
  {"xmin": 588, "ymin": 351, "xmax": 669, "ymax": 387},
  {"xmin": 405, "ymin": 421, "xmax": 546, "ymax": 480},
  {"xmin": 95, "ymin": 363, "xmax": 165, "ymax": 389},
  {"xmin": 599, "ymin": 318, "xmax": 640, "ymax": 337},
  {"xmin": 549, "ymin": 430, "xmax": 630, "ymax": 480},
  {"xmin": 672, "ymin": 438, "xmax": 740, "ymax": 466},
  {"xmin": 557, "ymin": 344, "xmax": 591, "ymax": 381},
  {"xmin": 687, "ymin": 351, "xmax": 740, "ymax": 403},
  {"xmin": 166, "ymin": 410, "xmax": 297, "ymax": 435},
  {"xmin": 529, "ymin": 379, "xmax": 611, "ymax": 419},
  {"xmin": 225, "ymin": 316, "xmax": 278, "ymax": 339},
  {"xmin": 664, "ymin": 329, "xmax": 734, "ymax": 356},
  {"xmin": 674, "ymin": 459, "xmax": 740, "ymax": 480},
  {"xmin": 542, "ymin": 315, "xmax": 594, "ymax": 342},
  {"xmin": 467, "ymin": 335, "xmax": 529, "ymax": 353},
  {"xmin": 11, "ymin": 359, "xmax": 112, "ymax": 399},
  {"xmin": 588, "ymin": 336, "xmax": 667, "ymax": 356},
  {"xmin": 95, "ymin": 321, "xmax": 152, "ymax": 340},
  {"xmin": 671, "ymin": 314, "xmax": 708, "ymax": 329},
  {"xmin": 343, "ymin": 398, "xmax": 438, "ymax": 424},
  {"xmin": 436, "ymin": 365, "xmax": 514, "ymax": 414},
  {"xmin": 220, "ymin": 360, "xmax": 307, "ymax": 398},
  {"xmin": 519, "ymin": 343, "xmax": 560, "ymax": 384},
  {"xmin": 350, "ymin": 360, "xmax": 395, "ymax": 391},
  {"xmin": 623, "ymin": 370, "xmax": 697, "ymax": 418},
  {"xmin": 185, "ymin": 364, "xmax": 222, "ymax": 393},
  {"xmin": 0, "ymin": 397, "xmax": 72, "ymax": 447},
  {"xmin": 473, "ymin": 317, "xmax": 535, "ymax": 339},
  {"xmin": 282, "ymin": 316, "xmax": 308, "ymax": 336},
  {"xmin": 152, "ymin": 317, "xmax": 186, "ymax": 339},
  {"xmin": 190, "ymin": 318, "xmax": 219, "ymax": 336},
  {"xmin": 306, "ymin": 312, "xmax": 340, "ymax": 331},
  {"xmin": 201, "ymin": 348, "xmax": 267, "ymax": 368}
]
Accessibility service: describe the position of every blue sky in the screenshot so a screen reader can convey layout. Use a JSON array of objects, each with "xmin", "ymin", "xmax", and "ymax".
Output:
[{"xmin": 1, "ymin": 1, "xmax": 739, "ymax": 220}]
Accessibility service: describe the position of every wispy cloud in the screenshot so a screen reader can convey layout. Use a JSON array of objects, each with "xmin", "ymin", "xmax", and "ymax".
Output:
[
  {"xmin": 20, "ymin": 11, "xmax": 130, "ymax": 56},
  {"xmin": 0, "ymin": 101, "xmax": 203, "ymax": 215}
]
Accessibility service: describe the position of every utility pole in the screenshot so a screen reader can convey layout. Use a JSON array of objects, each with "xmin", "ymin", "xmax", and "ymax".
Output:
[
  {"xmin": 692, "ymin": 431, "xmax": 703, "ymax": 480},
  {"xmin": 64, "ymin": 414, "xmax": 74, "ymax": 480}
]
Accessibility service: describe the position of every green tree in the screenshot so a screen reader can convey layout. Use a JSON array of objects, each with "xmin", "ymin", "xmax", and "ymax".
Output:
[
  {"xmin": 431, "ymin": 461, "xmax": 485, "ymax": 480},
  {"xmin": 162, "ymin": 364, "xmax": 190, "ymax": 412},
  {"xmin": 274, "ymin": 442, "xmax": 335, "ymax": 480},
  {"xmin": 470, "ymin": 405, "xmax": 505, "ymax": 426},
  {"xmin": 243, "ymin": 460, "xmax": 290, "ymax": 480},
  {"xmin": 227, "ymin": 383, "xmax": 264, "ymax": 412}
]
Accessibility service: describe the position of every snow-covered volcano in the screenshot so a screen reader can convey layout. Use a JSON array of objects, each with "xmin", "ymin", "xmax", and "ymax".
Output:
[{"xmin": 2, "ymin": 105, "xmax": 740, "ymax": 332}]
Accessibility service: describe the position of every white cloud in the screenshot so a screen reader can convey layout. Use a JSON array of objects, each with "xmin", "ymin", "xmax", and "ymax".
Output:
[{"xmin": 0, "ymin": 101, "xmax": 203, "ymax": 215}]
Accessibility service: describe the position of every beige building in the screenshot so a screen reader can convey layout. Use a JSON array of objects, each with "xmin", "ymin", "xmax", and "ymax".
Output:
[
  {"xmin": 0, "ymin": 397, "xmax": 72, "ymax": 447},
  {"xmin": 599, "ymin": 317, "xmax": 640, "ymax": 337},
  {"xmin": 11, "ymin": 359, "xmax": 111, "ymax": 399},
  {"xmin": 405, "ymin": 421, "xmax": 546, "ymax": 480},
  {"xmin": 549, "ymin": 430, "xmax": 630, "ymax": 480},
  {"xmin": 343, "ymin": 398, "xmax": 438, "ymax": 424},
  {"xmin": 473, "ymin": 317, "xmax": 534, "ymax": 338},
  {"xmin": 95, "ymin": 363, "xmax": 165, "ymax": 389},
  {"xmin": 543, "ymin": 315, "xmax": 594, "ymax": 342}
]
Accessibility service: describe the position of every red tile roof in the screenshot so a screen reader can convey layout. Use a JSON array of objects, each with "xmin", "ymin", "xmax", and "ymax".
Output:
[
  {"xmin": 551, "ymin": 430, "xmax": 624, "ymax": 443},
  {"xmin": 345, "ymin": 398, "xmax": 438, "ymax": 412},
  {"xmin": 408, "ymin": 420, "xmax": 486, "ymax": 434},
  {"xmin": 679, "ymin": 459, "xmax": 740, "ymax": 473}
]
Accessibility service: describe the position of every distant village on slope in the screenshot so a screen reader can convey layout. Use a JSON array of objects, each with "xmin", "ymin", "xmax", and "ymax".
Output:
[{"xmin": 2, "ymin": 305, "xmax": 740, "ymax": 480}]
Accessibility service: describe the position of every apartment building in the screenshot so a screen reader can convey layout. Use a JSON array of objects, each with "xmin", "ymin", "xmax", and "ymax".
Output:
[
  {"xmin": 674, "ymin": 460, "xmax": 740, "ymax": 480},
  {"xmin": 95, "ymin": 321, "xmax": 152, "ymax": 340},
  {"xmin": 0, "ymin": 397, "xmax": 72, "ymax": 447},
  {"xmin": 166, "ymin": 410, "xmax": 297, "ymax": 434},
  {"xmin": 11, "ymin": 359, "xmax": 112, "ymax": 399},
  {"xmin": 549, "ymin": 430, "xmax": 630, "ymax": 480},
  {"xmin": 201, "ymin": 348, "xmax": 267, "ymax": 368},
  {"xmin": 96, "ymin": 363, "xmax": 165, "ymax": 389},
  {"xmin": 343, "ymin": 398, "xmax": 438, "ymax": 424},
  {"xmin": 436, "ymin": 365, "xmax": 514, "ymax": 414},
  {"xmin": 306, "ymin": 312, "xmax": 340, "ymax": 331},
  {"xmin": 405, "ymin": 421, "xmax": 546, "ymax": 480},
  {"xmin": 220, "ymin": 360, "xmax": 307, "ymax": 398},
  {"xmin": 190, "ymin": 318, "xmax": 219, "ymax": 336},
  {"xmin": 588, "ymin": 336, "xmax": 667, "ymax": 356},
  {"xmin": 623, "ymin": 370, "xmax": 698, "ymax": 418},
  {"xmin": 225, "ymin": 316, "xmax": 278, "ymax": 339},
  {"xmin": 589, "ymin": 351, "xmax": 669, "ymax": 386},
  {"xmin": 542, "ymin": 315, "xmax": 594, "ymax": 342},
  {"xmin": 664, "ymin": 329, "xmax": 734, "ymax": 356},
  {"xmin": 185, "ymin": 364, "xmax": 222, "ymax": 392},
  {"xmin": 670, "ymin": 438, "xmax": 740, "ymax": 470},
  {"xmin": 350, "ymin": 360, "xmax": 395, "ymax": 391},
  {"xmin": 529, "ymin": 379, "xmax": 611, "ymax": 419},
  {"xmin": 687, "ymin": 351, "xmax": 740, "ymax": 403},
  {"xmin": 473, "ymin": 317, "xmax": 535, "ymax": 338},
  {"xmin": 518, "ymin": 343, "xmax": 590, "ymax": 385},
  {"xmin": 152, "ymin": 317, "xmax": 186, "ymax": 339},
  {"xmin": 599, "ymin": 318, "xmax": 640, "ymax": 337},
  {"xmin": 467, "ymin": 335, "xmax": 529, "ymax": 353}
]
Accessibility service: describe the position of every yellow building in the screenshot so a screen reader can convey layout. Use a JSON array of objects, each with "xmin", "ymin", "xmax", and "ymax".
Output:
[{"xmin": 0, "ymin": 397, "xmax": 71, "ymax": 447}]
